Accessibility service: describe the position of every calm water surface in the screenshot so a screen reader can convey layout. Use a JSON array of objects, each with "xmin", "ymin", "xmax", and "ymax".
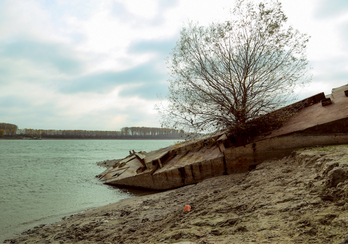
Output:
[{"xmin": 0, "ymin": 139, "xmax": 179, "ymax": 242}]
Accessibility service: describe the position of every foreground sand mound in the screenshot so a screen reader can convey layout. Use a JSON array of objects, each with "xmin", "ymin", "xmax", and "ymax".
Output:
[{"xmin": 5, "ymin": 145, "xmax": 348, "ymax": 244}]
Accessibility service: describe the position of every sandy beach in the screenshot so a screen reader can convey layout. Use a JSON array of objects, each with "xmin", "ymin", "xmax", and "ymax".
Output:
[{"xmin": 5, "ymin": 145, "xmax": 348, "ymax": 243}]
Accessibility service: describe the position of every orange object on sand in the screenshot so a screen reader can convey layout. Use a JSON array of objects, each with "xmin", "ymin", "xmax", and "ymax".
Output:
[{"xmin": 183, "ymin": 205, "xmax": 191, "ymax": 212}]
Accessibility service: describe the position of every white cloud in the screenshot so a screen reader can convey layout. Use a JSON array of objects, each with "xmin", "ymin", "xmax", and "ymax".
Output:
[
  {"xmin": 0, "ymin": 0, "xmax": 348, "ymax": 130},
  {"xmin": 121, "ymin": 0, "xmax": 159, "ymax": 19},
  {"xmin": 0, "ymin": 0, "xmax": 70, "ymax": 43}
]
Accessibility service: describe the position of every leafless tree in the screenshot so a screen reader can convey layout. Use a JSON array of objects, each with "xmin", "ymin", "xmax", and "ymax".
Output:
[{"xmin": 159, "ymin": 0, "xmax": 311, "ymax": 135}]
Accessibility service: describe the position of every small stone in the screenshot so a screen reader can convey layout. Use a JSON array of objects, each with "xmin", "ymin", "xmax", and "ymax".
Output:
[
  {"xmin": 327, "ymin": 167, "xmax": 348, "ymax": 187},
  {"xmin": 234, "ymin": 226, "xmax": 248, "ymax": 232},
  {"xmin": 341, "ymin": 235, "xmax": 348, "ymax": 243},
  {"xmin": 141, "ymin": 218, "xmax": 149, "ymax": 223},
  {"xmin": 211, "ymin": 229, "xmax": 221, "ymax": 236},
  {"xmin": 303, "ymin": 227, "xmax": 317, "ymax": 236},
  {"xmin": 322, "ymin": 162, "xmax": 339, "ymax": 175}
]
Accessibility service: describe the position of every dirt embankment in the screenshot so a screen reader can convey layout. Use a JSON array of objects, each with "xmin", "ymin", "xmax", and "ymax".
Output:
[{"xmin": 5, "ymin": 145, "xmax": 348, "ymax": 244}]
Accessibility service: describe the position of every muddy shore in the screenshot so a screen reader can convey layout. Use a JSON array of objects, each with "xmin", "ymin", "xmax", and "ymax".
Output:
[{"xmin": 5, "ymin": 145, "xmax": 348, "ymax": 243}]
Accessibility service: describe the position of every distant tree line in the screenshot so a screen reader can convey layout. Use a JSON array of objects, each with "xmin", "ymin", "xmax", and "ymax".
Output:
[
  {"xmin": 0, "ymin": 123, "xmax": 187, "ymax": 139},
  {"xmin": 0, "ymin": 123, "xmax": 18, "ymax": 138}
]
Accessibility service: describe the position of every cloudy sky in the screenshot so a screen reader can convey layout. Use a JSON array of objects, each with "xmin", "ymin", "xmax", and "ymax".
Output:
[{"xmin": 0, "ymin": 0, "xmax": 347, "ymax": 130}]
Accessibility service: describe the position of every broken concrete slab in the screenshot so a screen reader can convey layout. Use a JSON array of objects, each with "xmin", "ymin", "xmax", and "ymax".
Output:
[{"xmin": 97, "ymin": 84, "xmax": 348, "ymax": 190}]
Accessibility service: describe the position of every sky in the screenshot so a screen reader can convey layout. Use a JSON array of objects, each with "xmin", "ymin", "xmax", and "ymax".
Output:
[{"xmin": 0, "ymin": 0, "xmax": 348, "ymax": 131}]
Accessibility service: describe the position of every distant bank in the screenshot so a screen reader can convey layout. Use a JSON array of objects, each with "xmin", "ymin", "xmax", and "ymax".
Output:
[{"xmin": 0, "ymin": 124, "xmax": 193, "ymax": 140}]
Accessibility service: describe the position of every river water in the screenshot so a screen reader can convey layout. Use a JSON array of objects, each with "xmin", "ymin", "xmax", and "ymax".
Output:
[{"xmin": 0, "ymin": 139, "xmax": 179, "ymax": 242}]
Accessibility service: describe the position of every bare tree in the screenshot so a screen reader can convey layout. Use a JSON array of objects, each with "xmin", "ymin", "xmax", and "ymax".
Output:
[{"xmin": 159, "ymin": 0, "xmax": 311, "ymax": 135}]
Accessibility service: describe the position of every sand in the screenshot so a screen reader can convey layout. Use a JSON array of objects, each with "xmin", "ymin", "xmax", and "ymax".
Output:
[{"xmin": 5, "ymin": 145, "xmax": 348, "ymax": 243}]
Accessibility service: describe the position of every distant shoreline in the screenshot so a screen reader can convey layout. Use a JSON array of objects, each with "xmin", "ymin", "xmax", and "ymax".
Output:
[
  {"xmin": 0, "ymin": 137, "xmax": 184, "ymax": 140},
  {"xmin": 0, "ymin": 125, "xmax": 192, "ymax": 141}
]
